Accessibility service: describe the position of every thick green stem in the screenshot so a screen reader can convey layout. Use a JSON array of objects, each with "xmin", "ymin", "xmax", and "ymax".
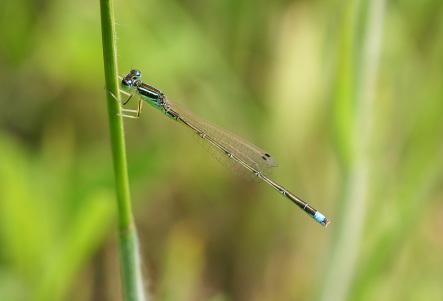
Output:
[{"xmin": 99, "ymin": 0, "xmax": 145, "ymax": 300}]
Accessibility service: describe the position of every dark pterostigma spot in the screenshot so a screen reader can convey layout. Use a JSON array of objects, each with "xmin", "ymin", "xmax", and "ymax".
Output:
[{"xmin": 262, "ymin": 153, "xmax": 272, "ymax": 160}]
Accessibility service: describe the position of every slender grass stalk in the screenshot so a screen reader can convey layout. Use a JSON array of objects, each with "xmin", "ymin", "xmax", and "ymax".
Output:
[
  {"xmin": 318, "ymin": 0, "xmax": 385, "ymax": 301},
  {"xmin": 99, "ymin": 0, "xmax": 146, "ymax": 300}
]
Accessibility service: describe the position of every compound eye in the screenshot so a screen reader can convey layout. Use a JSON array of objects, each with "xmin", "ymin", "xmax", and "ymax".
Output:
[{"xmin": 131, "ymin": 69, "xmax": 141, "ymax": 78}]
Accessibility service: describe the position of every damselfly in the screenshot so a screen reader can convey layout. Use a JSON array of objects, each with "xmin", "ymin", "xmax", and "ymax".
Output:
[{"xmin": 116, "ymin": 69, "xmax": 330, "ymax": 227}]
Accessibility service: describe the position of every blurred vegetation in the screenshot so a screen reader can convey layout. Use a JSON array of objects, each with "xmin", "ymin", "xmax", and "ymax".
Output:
[{"xmin": 0, "ymin": 0, "xmax": 442, "ymax": 300}]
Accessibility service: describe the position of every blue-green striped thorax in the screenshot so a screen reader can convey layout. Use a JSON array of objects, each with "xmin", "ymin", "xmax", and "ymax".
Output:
[{"xmin": 121, "ymin": 69, "xmax": 167, "ymax": 112}]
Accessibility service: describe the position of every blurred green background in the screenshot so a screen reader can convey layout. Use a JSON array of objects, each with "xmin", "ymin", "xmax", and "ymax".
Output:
[{"xmin": 0, "ymin": 0, "xmax": 442, "ymax": 300}]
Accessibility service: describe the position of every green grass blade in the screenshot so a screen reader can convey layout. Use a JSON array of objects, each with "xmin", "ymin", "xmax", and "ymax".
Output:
[
  {"xmin": 319, "ymin": 0, "xmax": 386, "ymax": 300},
  {"xmin": 99, "ymin": 0, "xmax": 146, "ymax": 300}
]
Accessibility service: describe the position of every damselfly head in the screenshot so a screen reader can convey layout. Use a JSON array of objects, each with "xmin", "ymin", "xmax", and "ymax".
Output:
[{"xmin": 122, "ymin": 69, "xmax": 142, "ymax": 88}]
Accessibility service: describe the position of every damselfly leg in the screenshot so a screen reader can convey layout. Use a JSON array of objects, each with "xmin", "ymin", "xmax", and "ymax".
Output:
[{"xmin": 109, "ymin": 89, "xmax": 143, "ymax": 119}]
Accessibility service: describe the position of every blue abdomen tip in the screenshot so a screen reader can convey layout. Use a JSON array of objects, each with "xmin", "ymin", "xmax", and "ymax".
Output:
[{"xmin": 314, "ymin": 211, "xmax": 330, "ymax": 226}]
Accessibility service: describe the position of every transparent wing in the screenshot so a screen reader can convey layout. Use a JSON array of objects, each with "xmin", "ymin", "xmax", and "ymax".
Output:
[{"xmin": 167, "ymin": 100, "xmax": 277, "ymax": 175}]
